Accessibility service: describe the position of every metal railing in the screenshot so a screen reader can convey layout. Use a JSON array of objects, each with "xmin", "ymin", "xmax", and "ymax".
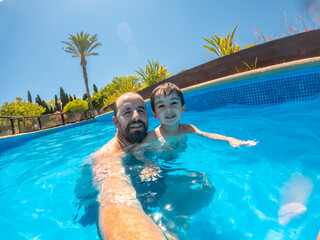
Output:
[{"xmin": 0, "ymin": 109, "xmax": 100, "ymax": 137}]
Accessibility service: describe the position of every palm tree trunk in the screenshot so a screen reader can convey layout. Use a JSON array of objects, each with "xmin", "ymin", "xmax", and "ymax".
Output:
[{"xmin": 81, "ymin": 58, "xmax": 93, "ymax": 110}]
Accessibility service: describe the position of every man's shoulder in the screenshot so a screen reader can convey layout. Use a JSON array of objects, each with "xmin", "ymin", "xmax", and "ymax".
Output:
[{"xmin": 94, "ymin": 138, "xmax": 118, "ymax": 160}]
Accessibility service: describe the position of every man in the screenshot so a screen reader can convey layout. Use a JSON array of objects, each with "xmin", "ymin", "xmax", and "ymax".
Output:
[{"xmin": 92, "ymin": 92, "xmax": 167, "ymax": 240}]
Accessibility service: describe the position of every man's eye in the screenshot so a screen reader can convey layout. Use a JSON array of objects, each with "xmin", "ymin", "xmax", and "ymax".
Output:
[
  {"xmin": 124, "ymin": 111, "xmax": 130, "ymax": 115},
  {"xmin": 158, "ymin": 105, "xmax": 164, "ymax": 109},
  {"xmin": 138, "ymin": 109, "xmax": 145, "ymax": 114},
  {"xmin": 172, "ymin": 102, "xmax": 178, "ymax": 105}
]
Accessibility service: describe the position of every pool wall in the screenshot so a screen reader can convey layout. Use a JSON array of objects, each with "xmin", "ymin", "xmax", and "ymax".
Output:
[
  {"xmin": 1, "ymin": 58, "xmax": 320, "ymax": 153},
  {"xmin": 184, "ymin": 65, "xmax": 320, "ymax": 111}
]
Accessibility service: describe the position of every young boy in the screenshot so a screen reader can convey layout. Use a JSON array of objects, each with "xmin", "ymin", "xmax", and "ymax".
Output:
[{"xmin": 136, "ymin": 82, "xmax": 257, "ymax": 152}]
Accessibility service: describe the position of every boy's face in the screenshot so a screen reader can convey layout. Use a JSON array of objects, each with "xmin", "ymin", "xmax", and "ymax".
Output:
[{"xmin": 153, "ymin": 91, "xmax": 185, "ymax": 126}]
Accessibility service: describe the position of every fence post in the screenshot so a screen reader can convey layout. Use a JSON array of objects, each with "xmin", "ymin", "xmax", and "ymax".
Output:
[
  {"xmin": 37, "ymin": 116, "xmax": 42, "ymax": 130},
  {"xmin": 17, "ymin": 118, "xmax": 21, "ymax": 133},
  {"xmin": 10, "ymin": 117, "xmax": 15, "ymax": 135},
  {"xmin": 61, "ymin": 113, "xmax": 65, "ymax": 125},
  {"xmin": 84, "ymin": 110, "xmax": 87, "ymax": 120}
]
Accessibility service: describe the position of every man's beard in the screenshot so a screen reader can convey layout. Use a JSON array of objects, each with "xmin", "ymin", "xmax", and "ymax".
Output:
[{"xmin": 121, "ymin": 119, "xmax": 148, "ymax": 144}]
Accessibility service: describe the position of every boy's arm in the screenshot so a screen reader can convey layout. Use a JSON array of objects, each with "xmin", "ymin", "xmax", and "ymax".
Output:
[
  {"xmin": 132, "ymin": 130, "xmax": 158, "ymax": 152},
  {"xmin": 185, "ymin": 124, "xmax": 257, "ymax": 147},
  {"xmin": 131, "ymin": 131, "xmax": 162, "ymax": 181},
  {"xmin": 131, "ymin": 130, "xmax": 158, "ymax": 164}
]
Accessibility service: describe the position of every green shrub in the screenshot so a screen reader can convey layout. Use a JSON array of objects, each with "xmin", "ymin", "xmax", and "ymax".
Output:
[
  {"xmin": 63, "ymin": 99, "xmax": 88, "ymax": 112},
  {"xmin": 0, "ymin": 98, "xmax": 46, "ymax": 116}
]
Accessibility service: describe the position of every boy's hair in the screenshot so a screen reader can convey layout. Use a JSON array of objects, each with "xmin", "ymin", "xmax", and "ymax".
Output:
[{"xmin": 150, "ymin": 82, "xmax": 185, "ymax": 112}]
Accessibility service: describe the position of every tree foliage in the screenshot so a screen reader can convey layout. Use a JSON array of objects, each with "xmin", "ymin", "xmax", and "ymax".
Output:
[
  {"xmin": 100, "ymin": 75, "xmax": 142, "ymax": 108},
  {"xmin": 0, "ymin": 98, "xmax": 46, "ymax": 116},
  {"xmin": 63, "ymin": 99, "xmax": 88, "ymax": 112},
  {"xmin": 62, "ymin": 31, "xmax": 102, "ymax": 110},
  {"xmin": 135, "ymin": 59, "xmax": 173, "ymax": 87},
  {"xmin": 203, "ymin": 25, "xmax": 254, "ymax": 57},
  {"xmin": 93, "ymin": 84, "xmax": 98, "ymax": 93},
  {"xmin": 27, "ymin": 91, "xmax": 32, "ymax": 103},
  {"xmin": 92, "ymin": 91, "xmax": 107, "ymax": 109},
  {"xmin": 35, "ymin": 95, "xmax": 53, "ymax": 114},
  {"xmin": 54, "ymin": 95, "xmax": 60, "ymax": 112},
  {"xmin": 60, "ymin": 87, "xmax": 69, "ymax": 108}
]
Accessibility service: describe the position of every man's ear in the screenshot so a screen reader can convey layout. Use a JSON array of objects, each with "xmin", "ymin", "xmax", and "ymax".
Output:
[
  {"xmin": 182, "ymin": 105, "xmax": 185, "ymax": 113},
  {"xmin": 112, "ymin": 116, "xmax": 118, "ymax": 128}
]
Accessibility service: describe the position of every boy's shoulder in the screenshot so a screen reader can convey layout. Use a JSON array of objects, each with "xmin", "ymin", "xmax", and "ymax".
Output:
[
  {"xmin": 180, "ymin": 124, "xmax": 198, "ymax": 134},
  {"xmin": 144, "ymin": 129, "xmax": 159, "ymax": 143}
]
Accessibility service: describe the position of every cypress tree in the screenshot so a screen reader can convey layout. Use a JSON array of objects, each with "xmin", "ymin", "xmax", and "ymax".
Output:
[
  {"xmin": 93, "ymin": 84, "xmax": 98, "ymax": 93},
  {"xmin": 35, "ymin": 94, "xmax": 42, "ymax": 105},
  {"xmin": 83, "ymin": 93, "xmax": 88, "ymax": 100},
  {"xmin": 69, "ymin": 94, "xmax": 73, "ymax": 102},
  {"xmin": 35, "ymin": 95, "xmax": 50, "ymax": 114},
  {"xmin": 54, "ymin": 95, "xmax": 59, "ymax": 112},
  {"xmin": 27, "ymin": 91, "xmax": 32, "ymax": 103},
  {"xmin": 60, "ymin": 87, "xmax": 69, "ymax": 108}
]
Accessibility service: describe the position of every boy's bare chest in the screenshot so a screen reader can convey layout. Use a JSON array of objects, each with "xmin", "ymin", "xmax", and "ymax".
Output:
[{"xmin": 153, "ymin": 134, "xmax": 188, "ymax": 151}]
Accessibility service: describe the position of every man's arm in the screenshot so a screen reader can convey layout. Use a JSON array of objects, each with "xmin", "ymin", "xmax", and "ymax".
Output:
[
  {"xmin": 184, "ymin": 124, "xmax": 257, "ymax": 147},
  {"xmin": 93, "ymin": 150, "xmax": 167, "ymax": 240}
]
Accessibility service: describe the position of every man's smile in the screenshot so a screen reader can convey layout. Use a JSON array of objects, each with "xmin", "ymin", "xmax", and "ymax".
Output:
[{"xmin": 129, "ymin": 122, "xmax": 145, "ymax": 131}]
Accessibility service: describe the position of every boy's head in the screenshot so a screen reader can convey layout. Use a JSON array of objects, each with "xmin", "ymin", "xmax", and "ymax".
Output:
[{"xmin": 150, "ymin": 82, "xmax": 185, "ymax": 113}]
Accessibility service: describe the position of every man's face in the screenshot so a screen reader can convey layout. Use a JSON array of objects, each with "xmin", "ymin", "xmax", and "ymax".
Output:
[{"xmin": 113, "ymin": 94, "xmax": 148, "ymax": 144}]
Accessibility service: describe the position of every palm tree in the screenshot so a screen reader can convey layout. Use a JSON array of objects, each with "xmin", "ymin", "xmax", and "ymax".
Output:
[{"xmin": 62, "ymin": 31, "xmax": 102, "ymax": 109}]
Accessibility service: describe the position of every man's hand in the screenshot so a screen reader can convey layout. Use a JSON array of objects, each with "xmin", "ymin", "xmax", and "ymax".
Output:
[
  {"xmin": 228, "ymin": 138, "xmax": 258, "ymax": 147},
  {"xmin": 140, "ymin": 161, "xmax": 162, "ymax": 181}
]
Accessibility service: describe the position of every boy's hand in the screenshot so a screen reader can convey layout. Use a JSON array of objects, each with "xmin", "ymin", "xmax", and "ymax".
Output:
[
  {"xmin": 140, "ymin": 161, "xmax": 162, "ymax": 181},
  {"xmin": 229, "ymin": 138, "xmax": 258, "ymax": 147}
]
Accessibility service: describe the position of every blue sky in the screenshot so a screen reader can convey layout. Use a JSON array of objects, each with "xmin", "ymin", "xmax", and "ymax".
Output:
[{"xmin": 0, "ymin": 0, "xmax": 318, "ymax": 105}]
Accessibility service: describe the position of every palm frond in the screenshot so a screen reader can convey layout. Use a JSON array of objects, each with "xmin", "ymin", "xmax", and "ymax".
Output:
[{"xmin": 62, "ymin": 31, "xmax": 101, "ymax": 60}]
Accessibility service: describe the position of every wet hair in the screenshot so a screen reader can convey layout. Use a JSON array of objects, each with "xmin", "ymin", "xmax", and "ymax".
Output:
[{"xmin": 150, "ymin": 82, "xmax": 184, "ymax": 112}]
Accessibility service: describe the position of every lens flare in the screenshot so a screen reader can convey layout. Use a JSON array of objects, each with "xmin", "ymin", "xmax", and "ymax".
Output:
[{"xmin": 278, "ymin": 175, "xmax": 313, "ymax": 225}]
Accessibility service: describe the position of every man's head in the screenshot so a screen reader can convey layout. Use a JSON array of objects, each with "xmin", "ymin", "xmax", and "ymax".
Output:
[
  {"xmin": 113, "ymin": 92, "xmax": 148, "ymax": 145},
  {"xmin": 150, "ymin": 82, "xmax": 185, "ymax": 113}
]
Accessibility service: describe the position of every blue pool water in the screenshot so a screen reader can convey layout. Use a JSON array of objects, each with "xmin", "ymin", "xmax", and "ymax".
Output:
[{"xmin": 0, "ymin": 94, "xmax": 319, "ymax": 239}]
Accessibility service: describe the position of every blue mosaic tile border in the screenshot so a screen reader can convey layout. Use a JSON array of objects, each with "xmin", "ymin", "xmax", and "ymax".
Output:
[{"xmin": 184, "ymin": 67, "xmax": 320, "ymax": 111}]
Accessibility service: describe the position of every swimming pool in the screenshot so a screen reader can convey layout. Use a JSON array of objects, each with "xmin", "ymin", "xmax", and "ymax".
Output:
[{"xmin": 0, "ymin": 65, "xmax": 319, "ymax": 239}]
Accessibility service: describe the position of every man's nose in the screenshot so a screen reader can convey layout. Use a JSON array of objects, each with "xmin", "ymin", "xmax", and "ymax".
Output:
[{"xmin": 132, "ymin": 110, "xmax": 140, "ymax": 120}]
